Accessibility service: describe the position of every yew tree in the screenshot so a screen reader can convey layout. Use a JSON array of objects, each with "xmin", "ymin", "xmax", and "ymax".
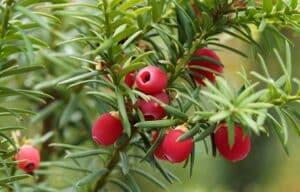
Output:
[{"xmin": 1, "ymin": 0, "xmax": 300, "ymax": 191}]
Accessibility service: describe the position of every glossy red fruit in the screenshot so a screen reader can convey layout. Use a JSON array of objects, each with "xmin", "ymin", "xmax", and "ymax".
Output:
[
  {"xmin": 92, "ymin": 112, "xmax": 123, "ymax": 146},
  {"xmin": 214, "ymin": 123, "xmax": 251, "ymax": 162},
  {"xmin": 15, "ymin": 145, "xmax": 40, "ymax": 173},
  {"xmin": 138, "ymin": 92, "xmax": 169, "ymax": 121},
  {"xmin": 124, "ymin": 71, "xmax": 135, "ymax": 88},
  {"xmin": 188, "ymin": 48, "xmax": 223, "ymax": 85},
  {"xmin": 160, "ymin": 129, "xmax": 193, "ymax": 163},
  {"xmin": 135, "ymin": 66, "xmax": 168, "ymax": 94},
  {"xmin": 151, "ymin": 131, "xmax": 167, "ymax": 160}
]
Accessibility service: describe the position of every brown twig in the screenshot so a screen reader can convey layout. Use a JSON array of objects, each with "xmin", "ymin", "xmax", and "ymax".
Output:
[{"xmin": 93, "ymin": 128, "xmax": 137, "ymax": 192}]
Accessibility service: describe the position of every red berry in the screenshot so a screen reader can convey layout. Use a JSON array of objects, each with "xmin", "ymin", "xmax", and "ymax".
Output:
[
  {"xmin": 124, "ymin": 71, "xmax": 135, "ymax": 88},
  {"xmin": 188, "ymin": 48, "xmax": 223, "ymax": 85},
  {"xmin": 92, "ymin": 112, "xmax": 124, "ymax": 146},
  {"xmin": 15, "ymin": 145, "xmax": 40, "ymax": 173},
  {"xmin": 214, "ymin": 123, "xmax": 251, "ymax": 162},
  {"xmin": 138, "ymin": 92, "xmax": 169, "ymax": 121},
  {"xmin": 135, "ymin": 66, "xmax": 168, "ymax": 94},
  {"xmin": 160, "ymin": 129, "xmax": 193, "ymax": 163},
  {"xmin": 151, "ymin": 131, "xmax": 167, "ymax": 160}
]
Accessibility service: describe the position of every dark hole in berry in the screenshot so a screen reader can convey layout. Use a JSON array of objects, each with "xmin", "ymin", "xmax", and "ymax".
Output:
[
  {"xmin": 25, "ymin": 162, "xmax": 35, "ymax": 172},
  {"xmin": 144, "ymin": 114, "xmax": 155, "ymax": 121},
  {"xmin": 141, "ymin": 71, "xmax": 151, "ymax": 84}
]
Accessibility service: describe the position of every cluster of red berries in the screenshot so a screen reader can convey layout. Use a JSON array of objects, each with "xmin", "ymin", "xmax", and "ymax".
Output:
[
  {"xmin": 92, "ymin": 47, "xmax": 251, "ymax": 163},
  {"xmin": 13, "ymin": 3, "xmax": 251, "ymax": 175},
  {"xmin": 15, "ymin": 145, "xmax": 40, "ymax": 173},
  {"xmin": 152, "ymin": 122, "xmax": 251, "ymax": 163},
  {"xmin": 135, "ymin": 66, "xmax": 169, "ymax": 121},
  {"xmin": 93, "ymin": 65, "xmax": 170, "ymax": 146}
]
